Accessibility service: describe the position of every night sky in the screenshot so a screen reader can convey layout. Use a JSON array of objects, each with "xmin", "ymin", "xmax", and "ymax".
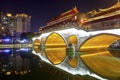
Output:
[{"xmin": 0, "ymin": 0, "xmax": 117, "ymax": 32}]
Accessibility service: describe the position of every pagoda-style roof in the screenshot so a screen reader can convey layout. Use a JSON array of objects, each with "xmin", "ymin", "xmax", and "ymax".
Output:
[
  {"xmin": 83, "ymin": 9, "xmax": 120, "ymax": 25},
  {"xmin": 92, "ymin": 0, "xmax": 120, "ymax": 17},
  {"xmin": 99, "ymin": 0, "xmax": 120, "ymax": 12},
  {"xmin": 59, "ymin": 6, "xmax": 79, "ymax": 17},
  {"xmin": 47, "ymin": 6, "xmax": 79, "ymax": 24},
  {"xmin": 86, "ymin": 10, "xmax": 97, "ymax": 16},
  {"xmin": 85, "ymin": 10, "xmax": 98, "ymax": 18}
]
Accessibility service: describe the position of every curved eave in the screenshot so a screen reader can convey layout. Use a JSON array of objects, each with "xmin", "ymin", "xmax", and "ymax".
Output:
[
  {"xmin": 83, "ymin": 10, "xmax": 120, "ymax": 25},
  {"xmin": 99, "ymin": 0, "xmax": 120, "ymax": 12}
]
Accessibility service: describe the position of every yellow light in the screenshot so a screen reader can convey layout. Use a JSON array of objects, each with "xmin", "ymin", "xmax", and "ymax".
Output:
[
  {"xmin": 7, "ymin": 13, "xmax": 12, "ymax": 17},
  {"xmin": 74, "ymin": 16, "xmax": 77, "ymax": 20},
  {"xmin": 1, "ymin": 27, "xmax": 4, "ymax": 30},
  {"xmin": 68, "ymin": 35, "xmax": 78, "ymax": 45},
  {"xmin": 6, "ymin": 71, "xmax": 11, "ymax": 75},
  {"xmin": 45, "ymin": 32, "xmax": 67, "ymax": 65},
  {"xmin": 79, "ymin": 34, "xmax": 120, "ymax": 79}
]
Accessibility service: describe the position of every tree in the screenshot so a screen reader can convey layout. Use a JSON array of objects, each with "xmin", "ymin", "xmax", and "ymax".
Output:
[
  {"xmin": 20, "ymin": 32, "xmax": 35, "ymax": 41},
  {"xmin": 20, "ymin": 32, "xmax": 28, "ymax": 40},
  {"xmin": 26, "ymin": 32, "xmax": 35, "ymax": 41}
]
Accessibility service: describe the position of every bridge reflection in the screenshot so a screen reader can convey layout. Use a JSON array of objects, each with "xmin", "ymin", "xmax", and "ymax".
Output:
[
  {"xmin": 1, "ymin": 28, "xmax": 120, "ymax": 79},
  {"xmin": 0, "ymin": 43, "xmax": 33, "ymax": 77},
  {"xmin": 0, "ymin": 44, "xmax": 32, "ymax": 48},
  {"xmin": 33, "ymin": 28, "xmax": 120, "ymax": 80}
]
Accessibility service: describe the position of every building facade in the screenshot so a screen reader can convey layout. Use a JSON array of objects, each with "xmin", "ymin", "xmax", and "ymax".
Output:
[
  {"xmin": 0, "ymin": 12, "xmax": 31, "ymax": 37},
  {"xmin": 16, "ymin": 14, "xmax": 31, "ymax": 36},
  {"xmin": 39, "ymin": 7, "xmax": 81, "ymax": 33},
  {"xmin": 81, "ymin": 0, "xmax": 120, "ymax": 31},
  {"xmin": 39, "ymin": 0, "xmax": 120, "ymax": 33},
  {"xmin": 0, "ymin": 12, "xmax": 15, "ymax": 35}
]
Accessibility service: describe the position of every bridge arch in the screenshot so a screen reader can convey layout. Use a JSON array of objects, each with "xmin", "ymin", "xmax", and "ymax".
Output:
[
  {"xmin": 79, "ymin": 33, "xmax": 120, "ymax": 51},
  {"xmin": 45, "ymin": 32, "xmax": 67, "ymax": 65},
  {"xmin": 67, "ymin": 35, "xmax": 78, "ymax": 68},
  {"xmin": 79, "ymin": 33, "xmax": 120, "ymax": 79},
  {"xmin": 33, "ymin": 39, "xmax": 41, "ymax": 54},
  {"xmin": 68, "ymin": 34, "xmax": 78, "ymax": 46}
]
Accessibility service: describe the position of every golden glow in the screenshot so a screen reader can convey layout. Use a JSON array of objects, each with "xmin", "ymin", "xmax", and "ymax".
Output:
[
  {"xmin": 41, "ymin": 51, "xmax": 45, "ymax": 56},
  {"xmin": 79, "ymin": 34, "xmax": 120, "ymax": 79},
  {"xmin": 67, "ymin": 36, "xmax": 78, "ymax": 68},
  {"xmin": 46, "ymin": 48, "xmax": 66, "ymax": 51},
  {"xmin": 45, "ymin": 44, "xmax": 66, "ymax": 48},
  {"xmin": 68, "ymin": 56, "xmax": 78, "ymax": 68},
  {"xmin": 68, "ymin": 35, "xmax": 78, "ymax": 45},
  {"xmin": 81, "ymin": 51, "xmax": 120, "ymax": 79},
  {"xmin": 45, "ymin": 32, "xmax": 67, "ymax": 65},
  {"xmin": 41, "ymin": 37, "xmax": 45, "ymax": 43},
  {"xmin": 34, "ymin": 39, "xmax": 40, "ymax": 45},
  {"xmin": 80, "ymin": 34, "xmax": 120, "ymax": 51},
  {"xmin": 15, "ymin": 13, "xmax": 28, "ymax": 17},
  {"xmin": 99, "ymin": 0, "xmax": 120, "ymax": 12},
  {"xmin": 1, "ymin": 27, "xmax": 4, "ymax": 30},
  {"xmin": 7, "ymin": 13, "xmax": 12, "ymax": 17},
  {"xmin": 33, "ymin": 39, "xmax": 40, "ymax": 53},
  {"xmin": 74, "ymin": 16, "xmax": 77, "ymax": 20},
  {"xmin": 6, "ymin": 71, "xmax": 11, "ymax": 75}
]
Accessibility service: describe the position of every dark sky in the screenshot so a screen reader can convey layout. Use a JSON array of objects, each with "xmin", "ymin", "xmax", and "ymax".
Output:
[{"xmin": 0, "ymin": 0, "xmax": 117, "ymax": 32}]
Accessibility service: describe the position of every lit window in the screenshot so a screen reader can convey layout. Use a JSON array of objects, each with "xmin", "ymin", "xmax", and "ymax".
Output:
[
  {"xmin": 7, "ymin": 13, "xmax": 12, "ymax": 17},
  {"xmin": 1, "ymin": 27, "xmax": 4, "ymax": 30},
  {"xmin": 74, "ymin": 16, "xmax": 77, "ymax": 20}
]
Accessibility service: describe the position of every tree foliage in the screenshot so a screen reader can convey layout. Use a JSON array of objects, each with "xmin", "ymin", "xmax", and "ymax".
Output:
[{"xmin": 20, "ymin": 32, "xmax": 35, "ymax": 41}]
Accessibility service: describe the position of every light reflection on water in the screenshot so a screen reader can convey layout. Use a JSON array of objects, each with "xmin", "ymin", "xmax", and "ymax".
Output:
[{"xmin": 0, "ymin": 47, "xmax": 33, "ymax": 75}]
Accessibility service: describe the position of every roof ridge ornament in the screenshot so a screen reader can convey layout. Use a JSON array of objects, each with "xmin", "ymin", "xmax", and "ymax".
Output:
[
  {"xmin": 74, "ymin": 5, "xmax": 77, "ymax": 9},
  {"xmin": 98, "ymin": 0, "xmax": 120, "ymax": 12},
  {"xmin": 117, "ymin": 0, "xmax": 120, "ymax": 4}
]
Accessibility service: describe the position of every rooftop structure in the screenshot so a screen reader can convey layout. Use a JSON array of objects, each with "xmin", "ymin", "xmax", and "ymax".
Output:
[
  {"xmin": 39, "ymin": 0, "xmax": 120, "ymax": 33},
  {"xmin": 81, "ymin": 0, "xmax": 120, "ymax": 31},
  {"xmin": 39, "ymin": 6, "xmax": 80, "ymax": 33}
]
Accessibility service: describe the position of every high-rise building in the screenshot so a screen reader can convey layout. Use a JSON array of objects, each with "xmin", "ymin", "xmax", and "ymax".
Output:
[
  {"xmin": 0, "ymin": 12, "xmax": 31, "ymax": 37},
  {"xmin": 0, "ymin": 12, "xmax": 15, "ymax": 35},
  {"xmin": 16, "ymin": 13, "xmax": 31, "ymax": 36}
]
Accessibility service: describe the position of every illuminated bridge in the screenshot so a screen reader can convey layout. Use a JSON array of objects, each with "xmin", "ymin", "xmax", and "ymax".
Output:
[
  {"xmin": 32, "ymin": 28, "xmax": 120, "ymax": 80},
  {"xmin": 0, "ymin": 44, "xmax": 32, "ymax": 48}
]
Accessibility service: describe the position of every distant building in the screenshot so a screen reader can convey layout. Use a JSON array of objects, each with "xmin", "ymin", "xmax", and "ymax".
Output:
[
  {"xmin": 14, "ymin": 53, "xmax": 30, "ymax": 75},
  {"xmin": 0, "ymin": 12, "xmax": 15, "ymax": 35},
  {"xmin": 16, "ymin": 14, "xmax": 31, "ymax": 37},
  {"xmin": 14, "ymin": 54, "xmax": 23, "ymax": 73},
  {"xmin": 0, "ymin": 12, "xmax": 31, "ymax": 37},
  {"xmin": 39, "ymin": 0, "xmax": 120, "ymax": 33}
]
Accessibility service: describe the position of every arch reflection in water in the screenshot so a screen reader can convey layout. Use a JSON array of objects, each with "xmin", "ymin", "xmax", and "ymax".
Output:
[
  {"xmin": 67, "ymin": 35, "xmax": 78, "ymax": 68},
  {"xmin": 45, "ymin": 32, "xmax": 67, "ymax": 65},
  {"xmin": 38, "ymin": 32, "xmax": 52, "ymax": 57},
  {"xmin": 33, "ymin": 39, "xmax": 40, "ymax": 54},
  {"xmin": 79, "ymin": 34, "xmax": 120, "ymax": 79},
  {"xmin": 32, "ymin": 28, "xmax": 120, "ymax": 80}
]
